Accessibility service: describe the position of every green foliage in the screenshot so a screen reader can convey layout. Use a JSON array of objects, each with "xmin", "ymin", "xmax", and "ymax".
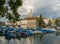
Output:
[
  {"xmin": 9, "ymin": 0, "xmax": 22, "ymax": 20},
  {"xmin": 0, "ymin": 0, "xmax": 22, "ymax": 21},
  {"xmin": 0, "ymin": 0, "xmax": 5, "ymax": 17},
  {"xmin": 55, "ymin": 19, "xmax": 60, "ymax": 26},
  {"xmin": 47, "ymin": 20, "xmax": 52, "ymax": 27},
  {"xmin": 9, "ymin": 0, "xmax": 22, "ymax": 9},
  {"xmin": 6, "ymin": 13, "xmax": 13, "ymax": 20},
  {"xmin": 37, "ymin": 15, "xmax": 45, "ymax": 27}
]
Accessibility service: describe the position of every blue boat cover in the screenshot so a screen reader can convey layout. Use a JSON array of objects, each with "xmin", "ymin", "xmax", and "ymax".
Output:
[
  {"xmin": 37, "ymin": 27, "xmax": 54, "ymax": 33},
  {"xmin": 16, "ymin": 27, "xmax": 23, "ymax": 32},
  {"xmin": 6, "ymin": 27, "xmax": 16, "ymax": 31},
  {"xmin": 21, "ymin": 30, "xmax": 33, "ymax": 35}
]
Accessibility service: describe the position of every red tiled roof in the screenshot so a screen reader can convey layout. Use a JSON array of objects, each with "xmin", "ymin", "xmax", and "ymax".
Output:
[{"xmin": 24, "ymin": 17, "xmax": 38, "ymax": 20}]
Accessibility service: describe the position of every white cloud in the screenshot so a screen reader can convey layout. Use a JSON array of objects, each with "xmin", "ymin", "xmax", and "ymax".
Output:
[
  {"xmin": 53, "ymin": 3, "xmax": 60, "ymax": 11},
  {"xmin": 0, "ymin": 17, "xmax": 8, "ymax": 22},
  {"xmin": 17, "ymin": 0, "xmax": 60, "ymax": 18}
]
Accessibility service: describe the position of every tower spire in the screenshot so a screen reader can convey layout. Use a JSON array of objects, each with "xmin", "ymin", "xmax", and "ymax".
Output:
[{"xmin": 29, "ymin": 9, "xmax": 32, "ymax": 17}]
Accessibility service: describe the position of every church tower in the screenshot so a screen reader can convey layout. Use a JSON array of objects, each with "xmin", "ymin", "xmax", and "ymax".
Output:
[{"xmin": 29, "ymin": 9, "xmax": 33, "ymax": 17}]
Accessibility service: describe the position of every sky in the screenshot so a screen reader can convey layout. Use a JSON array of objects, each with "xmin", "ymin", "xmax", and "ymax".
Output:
[
  {"xmin": 17, "ymin": 0, "xmax": 60, "ymax": 18},
  {"xmin": 1, "ymin": 0, "xmax": 60, "ymax": 22}
]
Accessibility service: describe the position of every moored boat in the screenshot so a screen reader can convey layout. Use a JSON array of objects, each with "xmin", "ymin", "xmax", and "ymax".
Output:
[
  {"xmin": 5, "ymin": 27, "xmax": 16, "ymax": 39},
  {"xmin": 21, "ymin": 29, "xmax": 33, "ymax": 37}
]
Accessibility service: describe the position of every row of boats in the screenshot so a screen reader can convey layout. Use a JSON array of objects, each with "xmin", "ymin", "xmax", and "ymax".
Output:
[{"xmin": 0, "ymin": 26, "xmax": 57, "ymax": 39}]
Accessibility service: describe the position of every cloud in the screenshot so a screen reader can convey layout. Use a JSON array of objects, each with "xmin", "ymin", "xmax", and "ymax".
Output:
[
  {"xmin": 0, "ymin": 17, "xmax": 9, "ymax": 22},
  {"xmin": 17, "ymin": 0, "xmax": 60, "ymax": 18},
  {"xmin": 52, "ymin": 4, "xmax": 60, "ymax": 11},
  {"xmin": 2, "ymin": 0, "xmax": 60, "ymax": 22}
]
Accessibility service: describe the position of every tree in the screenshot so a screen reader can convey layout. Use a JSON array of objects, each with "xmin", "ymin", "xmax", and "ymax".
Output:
[
  {"xmin": 8, "ymin": 0, "xmax": 22, "ymax": 20},
  {"xmin": 0, "ymin": 0, "xmax": 22, "ymax": 22},
  {"xmin": 55, "ymin": 19, "xmax": 60, "ymax": 26},
  {"xmin": 37, "ymin": 15, "xmax": 45, "ymax": 27},
  {"xmin": 47, "ymin": 20, "xmax": 52, "ymax": 27},
  {"xmin": 0, "ymin": 0, "xmax": 5, "ymax": 17}
]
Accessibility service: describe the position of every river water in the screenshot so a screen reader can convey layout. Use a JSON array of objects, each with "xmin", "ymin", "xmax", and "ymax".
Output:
[{"xmin": 0, "ymin": 32, "xmax": 60, "ymax": 44}]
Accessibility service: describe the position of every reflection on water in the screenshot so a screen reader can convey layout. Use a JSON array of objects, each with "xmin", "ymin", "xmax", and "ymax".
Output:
[
  {"xmin": 0, "ymin": 32, "xmax": 60, "ymax": 44},
  {"xmin": 26, "ymin": 36, "xmax": 33, "ymax": 44}
]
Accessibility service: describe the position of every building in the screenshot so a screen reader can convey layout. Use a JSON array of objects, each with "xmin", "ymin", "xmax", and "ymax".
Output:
[
  {"xmin": 25, "ymin": 17, "xmax": 37, "ymax": 29},
  {"xmin": 16, "ymin": 21, "xmax": 21, "ymax": 26},
  {"xmin": 6, "ymin": 9, "xmax": 56, "ymax": 29},
  {"xmin": 21, "ymin": 19, "xmax": 37, "ymax": 29},
  {"xmin": 6, "ymin": 21, "xmax": 21, "ymax": 26},
  {"xmin": 21, "ymin": 20, "xmax": 28, "ymax": 29},
  {"xmin": 0, "ymin": 22, "xmax": 6, "ymax": 27},
  {"xmin": 21, "ymin": 9, "xmax": 53, "ymax": 29},
  {"xmin": 50, "ymin": 18, "xmax": 55, "ymax": 27},
  {"xmin": 21, "ymin": 9, "xmax": 38, "ymax": 29},
  {"xmin": 43, "ymin": 18, "xmax": 49, "ymax": 25},
  {"xmin": 21, "ymin": 17, "xmax": 38, "ymax": 29}
]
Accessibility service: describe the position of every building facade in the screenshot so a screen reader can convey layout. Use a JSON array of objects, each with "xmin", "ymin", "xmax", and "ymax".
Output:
[{"xmin": 20, "ymin": 20, "xmax": 28, "ymax": 29}]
